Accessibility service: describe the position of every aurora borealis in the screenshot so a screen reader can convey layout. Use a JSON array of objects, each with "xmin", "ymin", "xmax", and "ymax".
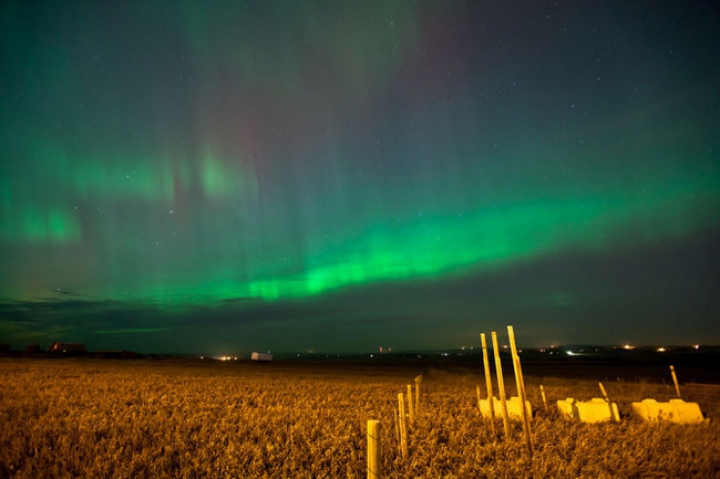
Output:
[{"xmin": 1, "ymin": 1, "xmax": 719, "ymax": 354}]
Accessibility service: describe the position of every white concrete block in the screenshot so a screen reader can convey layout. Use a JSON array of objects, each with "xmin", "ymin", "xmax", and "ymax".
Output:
[
  {"xmin": 632, "ymin": 398, "xmax": 705, "ymax": 424},
  {"xmin": 479, "ymin": 396, "xmax": 532, "ymax": 420}
]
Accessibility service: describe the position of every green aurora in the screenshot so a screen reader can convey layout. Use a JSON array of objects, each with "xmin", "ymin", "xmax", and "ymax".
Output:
[{"xmin": 1, "ymin": 1, "xmax": 718, "ymax": 353}]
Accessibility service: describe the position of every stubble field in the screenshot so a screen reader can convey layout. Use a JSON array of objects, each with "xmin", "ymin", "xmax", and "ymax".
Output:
[{"xmin": 1, "ymin": 357, "xmax": 719, "ymax": 478}]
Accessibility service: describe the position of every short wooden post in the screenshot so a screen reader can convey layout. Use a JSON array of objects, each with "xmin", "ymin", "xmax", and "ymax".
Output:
[
  {"xmin": 476, "ymin": 385, "xmax": 482, "ymax": 414},
  {"xmin": 508, "ymin": 325, "xmax": 533, "ymax": 453},
  {"xmin": 598, "ymin": 382, "xmax": 619, "ymax": 422},
  {"xmin": 406, "ymin": 384, "xmax": 414, "ymax": 425},
  {"xmin": 670, "ymin": 365, "xmax": 681, "ymax": 398},
  {"xmin": 480, "ymin": 333, "xmax": 496, "ymax": 435},
  {"xmin": 398, "ymin": 393, "xmax": 408, "ymax": 459},
  {"xmin": 491, "ymin": 331, "xmax": 511, "ymax": 439},
  {"xmin": 367, "ymin": 420, "xmax": 381, "ymax": 479},
  {"xmin": 599, "ymin": 382, "xmax": 610, "ymax": 403},
  {"xmin": 540, "ymin": 385, "xmax": 548, "ymax": 412}
]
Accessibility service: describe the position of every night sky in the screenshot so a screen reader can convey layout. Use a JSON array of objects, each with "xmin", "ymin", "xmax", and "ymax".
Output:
[{"xmin": 1, "ymin": 1, "xmax": 719, "ymax": 355}]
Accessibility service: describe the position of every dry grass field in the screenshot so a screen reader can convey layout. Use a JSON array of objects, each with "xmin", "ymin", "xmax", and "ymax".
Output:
[{"xmin": 1, "ymin": 357, "xmax": 719, "ymax": 478}]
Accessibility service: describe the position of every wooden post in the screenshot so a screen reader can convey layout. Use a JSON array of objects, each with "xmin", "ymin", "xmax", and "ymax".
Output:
[
  {"xmin": 598, "ymin": 382, "xmax": 619, "ymax": 422},
  {"xmin": 414, "ymin": 375, "xmax": 422, "ymax": 414},
  {"xmin": 406, "ymin": 384, "xmax": 414, "ymax": 425},
  {"xmin": 367, "ymin": 420, "xmax": 381, "ymax": 479},
  {"xmin": 598, "ymin": 382, "xmax": 610, "ymax": 402},
  {"xmin": 540, "ymin": 385, "xmax": 548, "ymax": 413},
  {"xmin": 480, "ymin": 333, "xmax": 496, "ymax": 435},
  {"xmin": 507, "ymin": 328, "xmax": 529, "ymax": 410},
  {"xmin": 508, "ymin": 325, "xmax": 533, "ymax": 453},
  {"xmin": 491, "ymin": 331, "xmax": 511, "ymax": 439},
  {"xmin": 398, "ymin": 393, "xmax": 408, "ymax": 459},
  {"xmin": 670, "ymin": 365, "xmax": 681, "ymax": 398},
  {"xmin": 476, "ymin": 385, "xmax": 482, "ymax": 414}
]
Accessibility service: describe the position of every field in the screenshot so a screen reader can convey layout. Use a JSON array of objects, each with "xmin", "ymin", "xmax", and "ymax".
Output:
[{"xmin": 1, "ymin": 357, "xmax": 719, "ymax": 478}]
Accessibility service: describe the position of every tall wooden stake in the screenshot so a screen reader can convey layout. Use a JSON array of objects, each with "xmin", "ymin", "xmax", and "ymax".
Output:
[
  {"xmin": 670, "ymin": 365, "xmax": 681, "ymax": 398},
  {"xmin": 491, "ymin": 331, "xmax": 511, "ymax": 439},
  {"xmin": 397, "ymin": 393, "xmax": 408, "ymax": 459},
  {"xmin": 480, "ymin": 333, "xmax": 496, "ymax": 435},
  {"xmin": 508, "ymin": 325, "xmax": 533, "ymax": 453},
  {"xmin": 367, "ymin": 420, "xmax": 381, "ymax": 479}
]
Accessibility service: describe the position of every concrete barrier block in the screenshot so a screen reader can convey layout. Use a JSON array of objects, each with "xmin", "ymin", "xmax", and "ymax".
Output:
[
  {"xmin": 574, "ymin": 398, "xmax": 619, "ymax": 423},
  {"xmin": 479, "ymin": 396, "xmax": 532, "ymax": 420},
  {"xmin": 557, "ymin": 397, "xmax": 578, "ymax": 419},
  {"xmin": 631, "ymin": 398, "xmax": 705, "ymax": 424}
]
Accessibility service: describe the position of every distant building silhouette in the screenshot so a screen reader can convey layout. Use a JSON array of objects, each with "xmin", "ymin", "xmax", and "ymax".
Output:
[
  {"xmin": 48, "ymin": 342, "xmax": 86, "ymax": 354},
  {"xmin": 251, "ymin": 352, "xmax": 273, "ymax": 362}
]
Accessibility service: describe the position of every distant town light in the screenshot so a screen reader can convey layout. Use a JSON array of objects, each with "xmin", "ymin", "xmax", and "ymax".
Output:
[
  {"xmin": 657, "ymin": 347, "xmax": 666, "ymax": 353},
  {"xmin": 693, "ymin": 344, "xmax": 700, "ymax": 350}
]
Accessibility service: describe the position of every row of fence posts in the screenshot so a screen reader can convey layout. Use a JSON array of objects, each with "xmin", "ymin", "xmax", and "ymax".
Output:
[
  {"xmin": 367, "ymin": 325, "xmax": 531, "ymax": 478},
  {"xmin": 367, "ymin": 374, "xmax": 422, "ymax": 479}
]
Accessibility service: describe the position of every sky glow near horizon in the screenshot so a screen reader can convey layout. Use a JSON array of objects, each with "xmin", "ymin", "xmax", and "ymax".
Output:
[{"xmin": 1, "ymin": 1, "xmax": 719, "ymax": 353}]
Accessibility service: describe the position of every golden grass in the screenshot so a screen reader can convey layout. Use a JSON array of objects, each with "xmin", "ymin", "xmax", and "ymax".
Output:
[{"xmin": 1, "ymin": 358, "xmax": 718, "ymax": 478}]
